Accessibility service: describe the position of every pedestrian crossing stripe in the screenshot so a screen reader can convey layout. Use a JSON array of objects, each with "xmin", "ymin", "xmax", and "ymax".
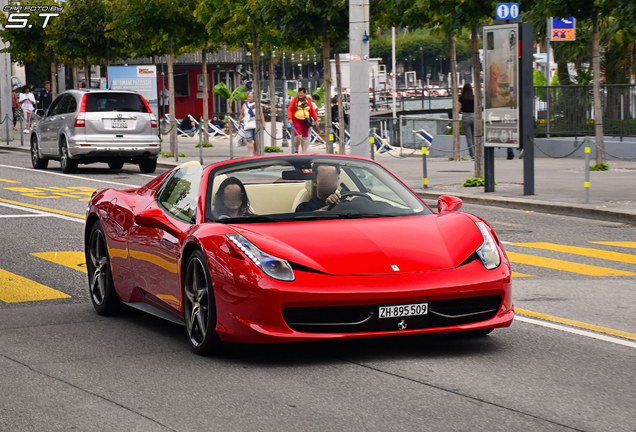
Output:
[
  {"xmin": 590, "ymin": 241, "xmax": 636, "ymax": 249},
  {"xmin": 31, "ymin": 252, "xmax": 87, "ymax": 274},
  {"xmin": 507, "ymin": 242, "xmax": 636, "ymax": 265},
  {"xmin": 0, "ymin": 269, "xmax": 70, "ymax": 303},
  {"xmin": 506, "ymin": 251, "xmax": 636, "ymax": 276}
]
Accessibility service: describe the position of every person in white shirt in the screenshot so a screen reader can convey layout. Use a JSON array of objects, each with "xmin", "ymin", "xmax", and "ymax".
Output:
[
  {"xmin": 238, "ymin": 93, "xmax": 265, "ymax": 157},
  {"xmin": 19, "ymin": 86, "xmax": 36, "ymax": 133}
]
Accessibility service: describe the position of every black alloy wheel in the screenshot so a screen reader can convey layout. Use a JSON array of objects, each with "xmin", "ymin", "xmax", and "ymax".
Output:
[
  {"xmin": 86, "ymin": 220, "xmax": 120, "ymax": 315},
  {"xmin": 59, "ymin": 137, "xmax": 78, "ymax": 173},
  {"xmin": 31, "ymin": 134, "xmax": 48, "ymax": 169},
  {"xmin": 183, "ymin": 250, "xmax": 223, "ymax": 355}
]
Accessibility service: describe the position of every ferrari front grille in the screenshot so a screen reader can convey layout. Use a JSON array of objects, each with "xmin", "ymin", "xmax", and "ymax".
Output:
[{"xmin": 282, "ymin": 295, "xmax": 502, "ymax": 333}]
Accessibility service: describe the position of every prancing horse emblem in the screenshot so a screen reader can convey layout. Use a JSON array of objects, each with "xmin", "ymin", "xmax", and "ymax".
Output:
[
  {"xmin": 391, "ymin": 265, "xmax": 399, "ymax": 271},
  {"xmin": 398, "ymin": 320, "xmax": 407, "ymax": 330}
]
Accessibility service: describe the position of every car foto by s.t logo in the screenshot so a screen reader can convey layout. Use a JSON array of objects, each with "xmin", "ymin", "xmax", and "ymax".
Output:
[{"xmin": 3, "ymin": 4, "xmax": 63, "ymax": 29}]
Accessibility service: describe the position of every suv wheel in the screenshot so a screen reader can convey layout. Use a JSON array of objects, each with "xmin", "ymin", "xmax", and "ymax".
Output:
[
  {"xmin": 59, "ymin": 137, "xmax": 78, "ymax": 173},
  {"xmin": 139, "ymin": 158, "xmax": 157, "ymax": 174},
  {"xmin": 31, "ymin": 135, "xmax": 49, "ymax": 169},
  {"xmin": 108, "ymin": 161, "xmax": 124, "ymax": 170}
]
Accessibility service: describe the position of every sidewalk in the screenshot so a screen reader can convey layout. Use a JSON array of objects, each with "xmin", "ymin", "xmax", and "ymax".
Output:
[{"xmin": 3, "ymin": 133, "xmax": 635, "ymax": 224}]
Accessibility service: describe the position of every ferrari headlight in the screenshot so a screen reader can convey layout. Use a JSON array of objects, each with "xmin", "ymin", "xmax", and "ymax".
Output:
[
  {"xmin": 227, "ymin": 234, "xmax": 295, "ymax": 281},
  {"xmin": 475, "ymin": 222, "xmax": 501, "ymax": 270}
]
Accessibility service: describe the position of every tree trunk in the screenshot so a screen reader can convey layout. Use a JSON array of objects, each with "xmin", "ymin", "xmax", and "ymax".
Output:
[
  {"xmin": 202, "ymin": 47, "xmax": 209, "ymax": 145},
  {"xmin": 167, "ymin": 34, "xmax": 177, "ymax": 159},
  {"xmin": 252, "ymin": 29, "xmax": 263, "ymax": 156},
  {"xmin": 471, "ymin": 26, "xmax": 483, "ymax": 176},
  {"xmin": 335, "ymin": 41, "xmax": 345, "ymax": 155},
  {"xmin": 557, "ymin": 60, "xmax": 570, "ymax": 85},
  {"xmin": 84, "ymin": 55, "xmax": 90, "ymax": 89},
  {"xmin": 323, "ymin": 33, "xmax": 332, "ymax": 153},
  {"xmin": 449, "ymin": 33, "xmax": 460, "ymax": 161},
  {"xmin": 592, "ymin": 9, "xmax": 604, "ymax": 165},
  {"xmin": 269, "ymin": 51, "xmax": 276, "ymax": 147},
  {"xmin": 72, "ymin": 59, "xmax": 78, "ymax": 89},
  {"xmin": 50, "ymin": 51, "xmax": 57, "ymax": 99}
]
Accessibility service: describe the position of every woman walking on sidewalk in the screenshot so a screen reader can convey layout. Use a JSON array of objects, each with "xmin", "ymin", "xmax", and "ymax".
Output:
[
  {"xmin": 239, "ymin": 93, "xmax": 265, "ymax": 157},
  {"xmin": 459, "ymin": 83, "xmax": 475, "ymax": 159},
  {"xmin": 19, "ymin": 86, "xmax": 35, "ymax": 134}
]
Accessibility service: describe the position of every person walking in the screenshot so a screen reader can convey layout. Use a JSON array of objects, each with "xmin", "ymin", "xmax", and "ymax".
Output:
[
  {"xmin": 238, "ymin": 92, "xmax": 265, "ymax": 157},
  {"xmin": 159, "ymin": 87, "xmax": 169, "ymax": 118},
  {"xmin": 287, "ymin": 87, "xmax": 319, "ymax": 154},
  {"xmin": 11, "ymin": 90, "xmax": 20, "ymax": 131},
  {"xmin": 40, "ymin": 81, "xmax": 53, "ymax": 111},
  {"xmin": 19, "ymin": 85, "xmax": 36, "ymax": 134},
  {"xmin": 458, "ymin": 83, "xmax": 475, "ymax": 159}
]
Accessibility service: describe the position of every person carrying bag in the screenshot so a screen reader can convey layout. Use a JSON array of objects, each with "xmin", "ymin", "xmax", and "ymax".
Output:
[
  {"xmin": 238, "ymin": 92, "xmax": 265, "ymax": 157},
  {"xmin": 287, "ymin": 87, "xmax": 319, "ymax": 154}
]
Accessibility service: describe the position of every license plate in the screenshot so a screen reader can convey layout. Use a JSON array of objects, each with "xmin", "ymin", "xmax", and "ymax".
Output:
[
  {"xmin": 379, "ymin": 302, "xmax": 428, "ymax": 319},
  {"xmin": 112, "ymin": 119, "xmax": 127, "ymax": 128}
]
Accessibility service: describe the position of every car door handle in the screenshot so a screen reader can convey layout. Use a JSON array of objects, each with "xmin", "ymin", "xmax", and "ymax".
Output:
[{"xmin": 60, "ymin": 117, "xmax": 65, "ymax": 120}]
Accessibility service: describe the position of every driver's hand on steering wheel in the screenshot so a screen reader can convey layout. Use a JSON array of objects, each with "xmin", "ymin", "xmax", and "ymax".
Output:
[{"xmin": 324, "ymin": 190, "xmax": 341, "ymax": 207}]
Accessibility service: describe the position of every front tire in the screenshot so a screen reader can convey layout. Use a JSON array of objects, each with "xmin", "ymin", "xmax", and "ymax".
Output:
[
  {"xmin": 86, "ymin": 220, "xmax": 120, "ymax": 315},
  {"xmin": 31, "ymin": 134, "xmax": 48, "ymax": 169},
  {"xmin": 60, "ymin": 137, "xmax": 78, "ymax": 173},
  {"xmin": 139, "ymin": 158, "xmax": 157, "ymax": 174},
  {"xmin": 183, "ymin": 250, "xmax": 223, "ymax": 355}
]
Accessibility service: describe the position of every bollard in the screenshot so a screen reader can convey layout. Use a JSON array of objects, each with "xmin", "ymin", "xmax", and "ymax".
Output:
[
  {"xmin": 584, "ymin": 142, "xmax": 590, "ymax": 204},
  {"xmin": 422, "ymin": 146, "xmax": 428, "ymax": 189},
  {"xmin": 20, "ymin": 115, "xmax": 24, "ymax": 147},
  {"xmin": 290, "ymin": 123, "xmax": 296, "ymax": 154},
  {"xmin": 228, "ymin": 115, "xmax": 234, "ymax": 160},
  {"xmin": 198, "ymin": 122, "xmax": 203, "ymax": 164},
  {"xmin": 370, "ymin": 134, "xmax": 375, "ymax": 160}
]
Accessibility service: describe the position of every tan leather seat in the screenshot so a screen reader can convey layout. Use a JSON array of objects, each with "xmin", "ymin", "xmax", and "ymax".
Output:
[{"xmin": 291, "ymin": 180, "xmax": 314, "ymax": 212}]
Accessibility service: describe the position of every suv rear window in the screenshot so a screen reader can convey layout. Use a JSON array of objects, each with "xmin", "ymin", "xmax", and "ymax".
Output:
[{"xmin": 85, "ymin": 93, "xmax": 149, "ymax": 113}]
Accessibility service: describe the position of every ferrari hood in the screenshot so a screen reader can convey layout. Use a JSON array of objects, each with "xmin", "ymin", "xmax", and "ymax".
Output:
[{"xmin": 230, "ymin": 213, "xmax": 484, "ymax": 276}]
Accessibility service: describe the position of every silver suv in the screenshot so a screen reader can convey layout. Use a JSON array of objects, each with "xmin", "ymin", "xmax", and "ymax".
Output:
[{"xmin": 30, "ymin": 89, "xmax": 161, "ymax": 173}]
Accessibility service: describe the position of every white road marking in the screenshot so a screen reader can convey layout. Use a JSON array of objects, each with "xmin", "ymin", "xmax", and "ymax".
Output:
[
  {"xmin": 0, "ymin": 164, "xmax": 141, "ymax": 188},
  {"xmin": 0, "ymin": 202, "xmax": 84, "ymax": 224},
  {"xmin": 0, "ymin": 214, "xmax": 50, "ymax": 218},
  {"xmin": 515, "ymin": 315, "xmax": 636, "ymax": 349}
]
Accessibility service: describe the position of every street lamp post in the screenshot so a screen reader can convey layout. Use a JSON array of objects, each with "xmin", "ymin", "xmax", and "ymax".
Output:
[
  {"xmin": 260, "ymin": 52, "xmax": 264, "ymax": 80},
  {"xmin": 291, "ymin": 53, "xmax": 295, "ymax": 79}
]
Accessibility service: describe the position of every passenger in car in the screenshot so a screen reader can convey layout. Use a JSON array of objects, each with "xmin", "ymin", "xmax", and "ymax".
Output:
[
  {"xmin": 213, "ymin": 177, "xmax": 252, "ymax": 219},
  {"xmin": 295, "ymin": 164, "xmax": 341, "ymax": 212}
]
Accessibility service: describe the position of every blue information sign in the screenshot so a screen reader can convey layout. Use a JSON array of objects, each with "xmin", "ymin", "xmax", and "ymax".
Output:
[{"xmin": 496, "ymin": 3, "xmax": 519, "ymax": 20}]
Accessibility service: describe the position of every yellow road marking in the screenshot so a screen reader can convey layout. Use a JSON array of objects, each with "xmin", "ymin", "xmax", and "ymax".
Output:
[
  {"xmin": 516, "ymin": 308, "xmax": 636, "ymax": 342},
  {"xmin": 590, "ymin": 241, "xmax": 636, "ymax": 249},
  {"xmin": 508, "ymin": 242, "xmax": 636, "ymax": 265},
  {"xmin": 0, "ymin": 269, "xmax": 70, "ymax": 303},
  {"xmin": 511, "ymin": 272, "xmax": 534, "ymax": 277},
  {"xmin": 0, "ymin": 198, "xmax": 84, "ymax": 219},
  {"xmin": 31, "ymin": 252, "xmax": 87, "ymax": 274},
  {"xmin": 0, "ymin": 178, "xmax": 20, "ymax": 183},
  {"xmin": 506, "ymin": 251, "xmax": 636, "ymax": 276}
]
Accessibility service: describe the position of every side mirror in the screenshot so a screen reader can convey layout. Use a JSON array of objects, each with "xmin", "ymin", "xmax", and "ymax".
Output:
[
  {"xmin": 438, "ymin": 195, "xmax": 463, "ymax": 213},
  {"xmin": 36, "ymin": 109, "xmax": 45, "ymax": 117},
  {"xmin": 134, "ymin": 207, "xmax": 182, "ymax": 238}
]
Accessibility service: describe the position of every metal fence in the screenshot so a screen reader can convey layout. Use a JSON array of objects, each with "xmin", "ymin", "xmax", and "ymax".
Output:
[{"xmin": 534, "ymin": 84, "xmax": 636, "ymax": 139}]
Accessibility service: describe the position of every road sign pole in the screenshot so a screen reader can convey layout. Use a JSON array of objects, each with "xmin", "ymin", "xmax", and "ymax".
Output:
[{"xmin": 520, "ymin": 22, "xmax": 535, "ymax": 195}]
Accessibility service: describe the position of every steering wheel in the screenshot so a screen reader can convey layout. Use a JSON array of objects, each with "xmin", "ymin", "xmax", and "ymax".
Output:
[{"xmin": 327, "ymin": 191, "xmax": 373, "ymax": 210}]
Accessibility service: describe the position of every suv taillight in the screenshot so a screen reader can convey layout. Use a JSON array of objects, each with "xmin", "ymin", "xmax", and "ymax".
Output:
[
  {"xmin": 74, "ymin": 94, "xmax": 87, "ymax": 127},
  {"xmin": 140, "ymin": 95, "xmax": 157, "ymax": 128}
]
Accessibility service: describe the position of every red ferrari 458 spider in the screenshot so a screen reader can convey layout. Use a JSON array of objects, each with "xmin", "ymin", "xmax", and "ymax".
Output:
[{"xmin": 85, "ymin": 154, "xmax": 513, "ymax": 354}]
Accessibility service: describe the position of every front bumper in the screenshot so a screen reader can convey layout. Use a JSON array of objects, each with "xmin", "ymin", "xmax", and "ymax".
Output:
[{"xmin": 210, "ymin": 256, "xmax": 514, "ymax": 344}]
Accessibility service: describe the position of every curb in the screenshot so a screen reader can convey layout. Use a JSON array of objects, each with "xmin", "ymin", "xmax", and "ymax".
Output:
[{"xmin": 416, "ymin": 190, "xmax": 636, "ymax": 225}]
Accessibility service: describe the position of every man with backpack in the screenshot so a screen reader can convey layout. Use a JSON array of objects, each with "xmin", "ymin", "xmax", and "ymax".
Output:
[{"xmin": 287, "ymin": 87, "xmax": 320, "ymax": 153}]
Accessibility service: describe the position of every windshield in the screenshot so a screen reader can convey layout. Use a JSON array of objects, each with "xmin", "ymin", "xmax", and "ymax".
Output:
[{"xmin": 205, "ymin": 157, "xmax": 432, "ymax": 223}]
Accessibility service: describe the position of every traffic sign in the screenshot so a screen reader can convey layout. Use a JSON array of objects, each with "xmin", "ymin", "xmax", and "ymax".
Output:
[
  {"xmin": 550, "ymin": 17, "xmax": 576, "ymax": 41},
  {"xmin": 496, "ymin": 3, "xmax": 519, "ymax": 20}
]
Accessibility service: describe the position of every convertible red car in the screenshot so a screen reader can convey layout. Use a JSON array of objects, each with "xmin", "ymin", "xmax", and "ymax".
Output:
[{"xmin": 85, "ymin": 155, "xmax": 513, "ymax": 354}]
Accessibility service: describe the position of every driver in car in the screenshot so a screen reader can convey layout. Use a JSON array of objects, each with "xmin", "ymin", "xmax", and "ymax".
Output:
[{"xmin": 295, "ymin": 164, "xmax": 341, "ymax": 212}]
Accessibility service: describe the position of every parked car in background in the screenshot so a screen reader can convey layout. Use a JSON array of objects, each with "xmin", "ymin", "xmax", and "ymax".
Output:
[
  {"xmin": 30, "ymin": 89, "xmax": 160, "ymax": 174},
  {"xmin": 11, "ymin": 76, "xmax": 22, "ymax": 91}
]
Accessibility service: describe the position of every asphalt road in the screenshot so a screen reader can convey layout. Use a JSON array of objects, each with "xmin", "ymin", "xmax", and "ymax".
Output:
[{"xmin": 1, "ymin": 152, "xmax": 635, "ymax": 431}]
